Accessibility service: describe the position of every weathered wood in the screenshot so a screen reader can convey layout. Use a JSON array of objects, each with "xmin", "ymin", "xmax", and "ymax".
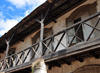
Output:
[
  {"xmin": 17, "ymin": 54, "xmax": 23, "ymax": 64},
  {"xmin": 10, "ymin": 56, "xmax": 16, "ymax": 66},
  {"xmin": 2, "ymin": 36, "xmax": 100, "ymax": 72},
  {"xmin": 42, "ymin": 42, "xmax": 52, "ymax": 52},
  {"xmin": 48, "ymin": 66, "xmax": 52, "ymax": 70},
  {"xmin": 54, "ymin": 38, "xmax": 67, "ymax": 49},
  {"xmin": 65, "ymin": 60, "xmax": 71, "ymax": 65},
  {"xmin": 4, "ymin": 40, "xmax": 10, "ymax": 69},
  {"xmin": 15, "ymin": 53, "xmax": 23, "ymax": 65},
  {"xmin": 86, "ymin": 18, "xmax": 100, "ymax": 41},
  {"xmin": 23, "ymin": 51, "xmax": 30, "ymax": 61},
  {"xmin": 3, "ymin": 11, "xmax": 100, "ymax": 60},
  {"xmin": 44, "ymin": 37, "xmax": 100, "ymax": 62},
  {"xmin": 22, "ymin": 48, "xmax": 31, "ymax": 63},
  {"xmin": 91, "ymin": 51, "xmax": 100, "ymax": 59},
  {"xmin": 14, "ymin": 37, "xmax": 24, "ymax": 42},
  {"xmin": 48, "ymin": 16, "xmax": 57, "ymax": 23},
  {"xmin": 42, "ymin": 38, "xmax": 52, "ymax": 55},
  {"xmin": 4, "ymin": 33, "xmax": 15, "ymax": 69},
  {"xmin": 31, "ymin": 44, "xmax": 39, "ymax": 60},
  {"xmin": 54, "ymin": 32, "xmax": 65, "ymax": 52},
  {"xmin": 1, "ymin": 11, "xmax": 100, "ymax": 72},
  {"xmin": 74, "ymin": 56, "xmax": 84, "ymax": 62},
  {"xmin": 32, "ymin": 47, "xmax": 39, "ymax": 57},
  {"xmin": 54, "ymin": 62, "xmax": 61, "ymax": 68},
  {"xmin": 47, "ymin": 0, "xmax": 52, "ymax": 3}
]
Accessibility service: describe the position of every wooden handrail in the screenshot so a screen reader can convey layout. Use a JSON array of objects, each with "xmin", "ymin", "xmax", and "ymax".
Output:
[{"xmin": 0, "ymin": 12, "xmax": 100, "ymax": 71}]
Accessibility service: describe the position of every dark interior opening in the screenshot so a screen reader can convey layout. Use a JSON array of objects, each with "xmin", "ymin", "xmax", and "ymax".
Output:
[{"xmin": 74, "ymin": 17, "xmax": 84, "ymax": 43}]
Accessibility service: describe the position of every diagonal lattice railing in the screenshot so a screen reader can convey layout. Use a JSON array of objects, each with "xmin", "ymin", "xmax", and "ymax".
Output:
[{"xmin": 0, "ymin": 12, "xmax": 100, "ymax": 71}]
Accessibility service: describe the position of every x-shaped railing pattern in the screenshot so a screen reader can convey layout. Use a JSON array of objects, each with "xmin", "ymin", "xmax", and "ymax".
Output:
[{"xmin": 0, "ymin": 12, "xmax": 100, "ymax": 71}]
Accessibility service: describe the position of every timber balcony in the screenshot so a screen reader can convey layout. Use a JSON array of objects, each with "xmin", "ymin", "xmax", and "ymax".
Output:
[{"xmin": 1, "ymin": 12, "xmax": 100, "ymax": 72}]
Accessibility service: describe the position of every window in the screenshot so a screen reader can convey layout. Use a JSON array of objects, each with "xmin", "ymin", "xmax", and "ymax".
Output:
[
  {"xmin": 67, "ymin": 17, "xmax": 84, "ymax": 46},
  {"xmin": 74, "ymin": 18, "xmax": 84, "ymax": 43}
]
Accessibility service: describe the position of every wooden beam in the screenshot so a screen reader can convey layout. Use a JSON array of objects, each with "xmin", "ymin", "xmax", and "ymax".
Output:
[
  {"xmin": 14, "ymin": 37, "xmax": 24, "ymax": 42},
  {"xmin": 65, "ymin": 60, "xmax": 71, "ymax": 65},
  {"xmin": 74, "ymin": 56, "xmax": 84, "ymax": 62},
  {"xmin": 91, "ymin": 51, "xmax": 100, "ymax": 59},
  {"xmin": 86, "ymin": 18, "xmax": 100, "ymax": 41},
  {"xmin": 55, "ymin": 63, "xmax": 61, "ymax": 68},
  {"xmin": 60, "ymin": 59, "xmax": 71, "ymax": 65},
  {"xmin": 22, "ymin": 69, "xmax": 31, "ymax": 73},
  {"xmin": 49, "ymin": 65, "xmax": 52, "ymax": 70},
  {"xmin": 49, "ymin": 61, "xmax": 61, "ymax": 68},
  {"xmin": 49, "ymin": 16, "xmax": 57, "ymax": 23},
  {"xmin": 47, "ymin": 0, "xmax": 52, "ymax": 3}
]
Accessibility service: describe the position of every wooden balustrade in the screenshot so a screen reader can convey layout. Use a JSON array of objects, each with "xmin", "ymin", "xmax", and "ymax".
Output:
[{"xmin": 0, "ymin": 12, "xmax": 100, "ymax": 72}]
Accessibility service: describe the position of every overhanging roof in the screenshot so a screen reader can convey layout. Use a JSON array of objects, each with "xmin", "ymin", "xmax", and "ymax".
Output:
[{"xmin": 0, "ymin": 0, "xmax": 86, "ymax": 52}]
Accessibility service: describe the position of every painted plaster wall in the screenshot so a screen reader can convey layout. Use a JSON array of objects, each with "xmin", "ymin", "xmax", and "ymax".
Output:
[
  {"xmin": 0, "ymin": 0, "xmax": 99, "ymax": 61},
  {"xmin": 47, "ymin": 57, "xmax": 100, "ymax": 73}
]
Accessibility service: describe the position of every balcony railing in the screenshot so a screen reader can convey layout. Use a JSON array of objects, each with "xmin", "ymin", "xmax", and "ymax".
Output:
[{"xmin": 0, "ymin": 12, "xmax": 100, "ymax": 72}]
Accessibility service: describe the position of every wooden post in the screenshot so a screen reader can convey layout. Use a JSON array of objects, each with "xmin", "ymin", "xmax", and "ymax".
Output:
[
  {"xmin": 4, "ymin": 33, "xmax": 14, "ymax": 68},
  {"xmin": 35, "ymin": 7, "xmax": 52, "ymax": 56},
  {"xmin": 40, "ymin": 22, "xmax": 44, "ymax": 55}
]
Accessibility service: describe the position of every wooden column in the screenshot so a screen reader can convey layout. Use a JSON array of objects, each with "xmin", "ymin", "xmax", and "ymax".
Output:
[
  {"xmin": 4, "ymin": 33, "xmax": 14, "ymax": 68},
  {"xmin": 35, "ymin": 7, "xmax": 52, "ymax": 56}
]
